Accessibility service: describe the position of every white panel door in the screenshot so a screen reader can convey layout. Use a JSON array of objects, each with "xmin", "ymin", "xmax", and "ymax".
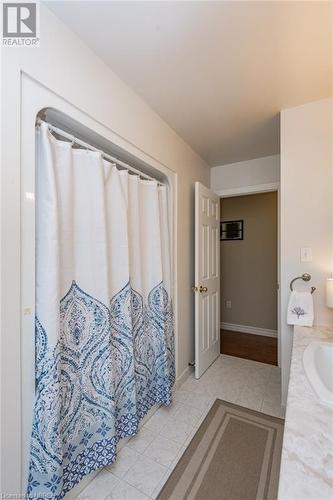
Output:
[{"xmin": 194, "ymin": 182, "xmax": 220, "ymax": 378}]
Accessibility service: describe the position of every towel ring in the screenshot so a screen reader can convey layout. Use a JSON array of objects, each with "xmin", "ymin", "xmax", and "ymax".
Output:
[{"xmin": 290, "ymin": 273, "xmax": 316, "ymax": 294}]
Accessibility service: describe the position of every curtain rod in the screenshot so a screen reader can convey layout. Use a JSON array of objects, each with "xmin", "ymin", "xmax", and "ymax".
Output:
[{"xmin": 36, "ymin": 118, "xmax": 165, "ymax": 186}]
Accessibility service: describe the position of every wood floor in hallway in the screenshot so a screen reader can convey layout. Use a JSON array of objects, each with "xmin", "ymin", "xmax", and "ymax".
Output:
[{"xmin": 220, "ymin": 330, "xmax": 278, "ymax": 366}]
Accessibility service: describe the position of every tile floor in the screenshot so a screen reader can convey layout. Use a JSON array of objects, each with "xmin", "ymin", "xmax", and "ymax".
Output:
[{"xmin": 78, "ymin": 354, "xmax": 283, "ymax": 500}]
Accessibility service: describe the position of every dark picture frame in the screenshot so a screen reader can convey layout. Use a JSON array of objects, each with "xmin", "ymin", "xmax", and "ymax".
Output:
[{"xmin": 220, "ymin": 220, "xmax": 244, "ymax": 241}]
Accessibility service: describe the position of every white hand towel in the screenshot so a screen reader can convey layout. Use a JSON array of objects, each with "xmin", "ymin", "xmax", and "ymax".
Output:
[{"xmin": 287, "ymin": 291, "xmax": 314, "ymax": 327}]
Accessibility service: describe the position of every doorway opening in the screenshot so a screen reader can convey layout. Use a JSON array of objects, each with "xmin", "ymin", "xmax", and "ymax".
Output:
[{"xmin": 219, "ymin": 191, "xmax": 278, "ymax": 365}]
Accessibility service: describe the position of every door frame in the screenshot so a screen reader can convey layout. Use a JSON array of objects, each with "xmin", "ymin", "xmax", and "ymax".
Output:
[{"xmin": 215, "ymin": 182, "xmax": 281, "ymax": 368}]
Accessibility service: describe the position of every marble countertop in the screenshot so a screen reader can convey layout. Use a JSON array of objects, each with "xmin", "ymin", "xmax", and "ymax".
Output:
[{"xmin": 278, "ymin": 325, "xmax": 333, "ymax": 500}]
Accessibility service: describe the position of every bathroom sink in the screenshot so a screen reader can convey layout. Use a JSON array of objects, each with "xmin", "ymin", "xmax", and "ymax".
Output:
[{"xmin": 303, "ymin": 341, "xmax": 333, "ymax": 406}]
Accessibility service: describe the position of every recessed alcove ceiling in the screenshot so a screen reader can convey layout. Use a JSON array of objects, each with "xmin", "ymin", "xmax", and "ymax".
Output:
[{"xmin": 46, "ymin": 1, "xmax": 332, "ymax": 166}]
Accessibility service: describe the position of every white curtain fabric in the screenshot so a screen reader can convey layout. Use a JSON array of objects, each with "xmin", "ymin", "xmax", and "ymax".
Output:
[{"xmin": 28, "ymin": 123, "xmax": 175, "ymax": 498}]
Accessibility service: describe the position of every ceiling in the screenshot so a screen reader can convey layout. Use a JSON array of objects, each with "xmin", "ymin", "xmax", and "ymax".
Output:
[{"xmin": 46, "ymin": 1, "xmax": 333, "ymax": 166}]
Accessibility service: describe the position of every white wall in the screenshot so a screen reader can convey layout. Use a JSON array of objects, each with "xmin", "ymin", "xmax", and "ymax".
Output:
[
  {"xmin": 0, "ymin": 5, "xmax": 209, "ymax": 493},
  {"xmin": 280, "ymin": 97, "xmax": 333, "ymax": 404},
  {"xmin": 211, "ymin": 155, "xmax": 280, "ymax": 195}
]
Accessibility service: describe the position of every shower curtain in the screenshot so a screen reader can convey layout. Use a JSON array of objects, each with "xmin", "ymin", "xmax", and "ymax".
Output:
[{"xmin": 27, "ymin": 123, "xmax": 175, "ymax": 498}]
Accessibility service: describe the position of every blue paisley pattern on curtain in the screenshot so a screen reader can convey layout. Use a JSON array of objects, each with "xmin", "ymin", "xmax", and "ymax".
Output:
[{"xmin": 27, "ymin": 280, "xmax": 175, "ymax": 499}]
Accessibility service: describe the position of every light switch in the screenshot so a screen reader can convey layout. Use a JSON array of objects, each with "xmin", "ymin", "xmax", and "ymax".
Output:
[
  {"xmin": 300, "ymin": 247, "xmax": 312, "ymax": 262},
  {"xmin": 226, "ymin": 300, "xmax": 232, "ymax": 309}
]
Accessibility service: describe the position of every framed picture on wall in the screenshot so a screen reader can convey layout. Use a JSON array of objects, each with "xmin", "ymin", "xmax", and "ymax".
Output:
[{"xmin": 220, "ymin": 220, "xmax": 244, "ymax": 241}]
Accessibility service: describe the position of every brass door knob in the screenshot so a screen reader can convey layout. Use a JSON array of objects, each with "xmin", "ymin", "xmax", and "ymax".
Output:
[{"xmin": 199, "ymin": 285, "xmax": 208, "ymax": 293}]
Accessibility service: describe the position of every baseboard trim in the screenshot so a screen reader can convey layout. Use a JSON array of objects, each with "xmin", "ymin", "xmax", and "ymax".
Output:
[
  {"xmin": 221, "ymin": 322, "xmax": 277, "ymax": 338},
  {"xmin": 176, "ymin": 364, "xmax": 193, "ymax": 389}
]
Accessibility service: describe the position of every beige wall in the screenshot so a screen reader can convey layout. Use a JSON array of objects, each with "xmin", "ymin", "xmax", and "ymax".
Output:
[{"xmin": 220, "ymin": 192, "xmax": 278, "ymax": 331}]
